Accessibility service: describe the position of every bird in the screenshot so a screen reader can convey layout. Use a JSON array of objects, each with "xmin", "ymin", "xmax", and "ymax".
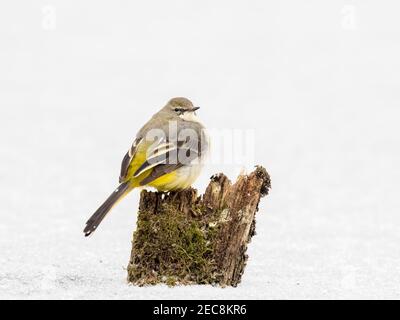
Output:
[{"xmin": 83, "ymin": 97, "xmax": 208, "ymax": 236}]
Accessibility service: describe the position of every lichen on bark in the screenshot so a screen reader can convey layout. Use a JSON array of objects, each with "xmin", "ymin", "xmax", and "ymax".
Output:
[{"xmin": 127, "ymin": 166, "xmax": 271, "ymax": 287}]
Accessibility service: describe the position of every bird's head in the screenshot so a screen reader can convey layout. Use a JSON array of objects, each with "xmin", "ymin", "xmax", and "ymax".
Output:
[{"xmin": 166, "ymin": 97, "xmax": 200, "ymax": 116}]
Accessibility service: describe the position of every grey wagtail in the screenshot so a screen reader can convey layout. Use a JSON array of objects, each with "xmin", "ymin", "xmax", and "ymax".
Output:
[{"xmin": 84, "ymin": 97, "xmax": 208, "ymax": 236}]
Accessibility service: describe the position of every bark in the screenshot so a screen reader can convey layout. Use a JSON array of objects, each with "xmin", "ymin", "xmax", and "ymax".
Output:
[{"xmin": 127, "ymin": 166, "xmax": 271, "ymax": 287}]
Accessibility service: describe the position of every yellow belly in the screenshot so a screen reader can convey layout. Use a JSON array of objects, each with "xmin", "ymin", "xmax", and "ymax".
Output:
[{"xmin": 147, "ymin": 165, "xmax": 203, "ymax": 191}]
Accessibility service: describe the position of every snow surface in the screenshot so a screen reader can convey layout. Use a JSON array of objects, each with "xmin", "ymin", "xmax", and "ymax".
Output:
[{"xmin": 1, "ymin": 1, "xmax": 400, "ymax": 299}]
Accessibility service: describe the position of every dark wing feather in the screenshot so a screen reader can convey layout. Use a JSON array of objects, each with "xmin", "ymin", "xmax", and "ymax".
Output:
[
  {"xmin": 120, "ymin": 126, "xmax": 206, "ymax": 185},
  {"xmin": 119, "ymin": 151, "xmax": 131, "ymax": 183},
  {"xmin": 139, "ymin": 164, "xmax": 184, "ymax": 186},
  {"xmin": 119, "ymin": 138, "xmax": 141, "ymax": 183},
  {"xmin": 133, "ymin": 134, "xmax": 201, "ymax": 176}
]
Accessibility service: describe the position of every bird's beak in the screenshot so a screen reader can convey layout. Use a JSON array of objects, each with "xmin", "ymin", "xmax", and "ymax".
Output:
[{"xmin": 191, "ymin": 107, "xmax": 200, "ymax": 112}]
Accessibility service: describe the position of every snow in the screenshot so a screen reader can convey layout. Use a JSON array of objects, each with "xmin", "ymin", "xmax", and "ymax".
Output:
[{"xmin": 1, "ymin": 1, "xmax": 400, "ymax": 299}]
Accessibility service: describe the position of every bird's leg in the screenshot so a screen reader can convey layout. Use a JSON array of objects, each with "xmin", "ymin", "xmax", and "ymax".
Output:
[
  {"xmin": 169, "ymin": 191, "xmax": 179, "ymax": 202},
  {"xmin": 157, "ymin": 191, "xmax": 169, "ymax": 201}
]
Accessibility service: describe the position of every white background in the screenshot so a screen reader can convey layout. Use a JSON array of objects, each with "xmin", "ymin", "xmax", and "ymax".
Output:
[{"xmin": 1, "ymin": 1, "xmax": 400, "ymax": 299}]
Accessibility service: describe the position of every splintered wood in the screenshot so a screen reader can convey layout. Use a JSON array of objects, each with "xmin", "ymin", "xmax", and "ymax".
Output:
[{"xmin": 127, "ymin": 166, "xmax": 271, "ymax": 287}]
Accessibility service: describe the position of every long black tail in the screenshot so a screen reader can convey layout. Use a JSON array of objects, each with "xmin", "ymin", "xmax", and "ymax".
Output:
[{"xmin": 84, "ymin": 182, "xmax": 130, "ymax": 237}]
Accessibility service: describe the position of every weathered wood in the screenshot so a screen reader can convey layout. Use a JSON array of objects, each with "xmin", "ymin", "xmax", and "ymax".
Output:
[{"xmin": 127, "ymin": 166, "xmax": 271, "ymax": 287}]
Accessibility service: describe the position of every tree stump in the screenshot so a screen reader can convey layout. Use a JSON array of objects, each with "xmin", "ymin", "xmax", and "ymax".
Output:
[{"xmin": 127, "ymin": 166, "xmax": 271, "ymax": 287}]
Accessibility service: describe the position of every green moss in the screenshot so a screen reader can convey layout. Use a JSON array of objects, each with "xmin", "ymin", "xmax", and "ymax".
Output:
[
  {"xmin": 127, "ymin": 167, "xmax": 271, "ymax": 287},
  {"xmin": 127, "ymin": 201, "xmax": 221, "ymax": 286}
]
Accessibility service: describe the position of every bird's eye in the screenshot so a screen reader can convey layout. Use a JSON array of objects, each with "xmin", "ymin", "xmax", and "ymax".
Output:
[{"xmin": 175, "ymin": 108, "xmax": 184, "ymax": 113}]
